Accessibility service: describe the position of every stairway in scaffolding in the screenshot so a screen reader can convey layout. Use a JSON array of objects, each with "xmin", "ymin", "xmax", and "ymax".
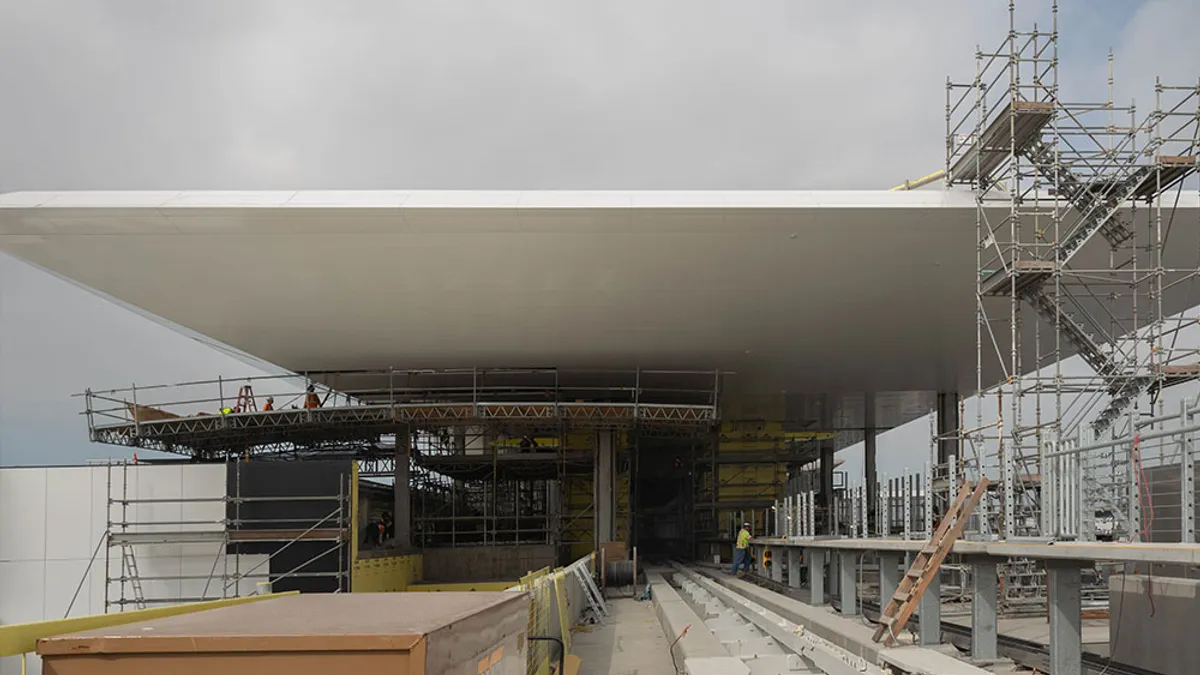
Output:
[{"xmin": 953, "ymin": 99, "xmax": 1200, "ymax": 436}]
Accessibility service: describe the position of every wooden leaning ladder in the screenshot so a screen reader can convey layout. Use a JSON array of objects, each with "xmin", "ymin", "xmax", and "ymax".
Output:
[{"xmin": 871, "ymin": 477, "xmax": 990, "ymax": 646}]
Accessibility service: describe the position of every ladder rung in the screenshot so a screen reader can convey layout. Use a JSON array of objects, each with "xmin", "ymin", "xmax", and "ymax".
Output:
[
  {"xmin": 905, "ymin": 569, "xmax": 922, "ymax": 578},
  {"xmin": 892, "ymin": 590, "xmax": 911, "ymax": 602}
]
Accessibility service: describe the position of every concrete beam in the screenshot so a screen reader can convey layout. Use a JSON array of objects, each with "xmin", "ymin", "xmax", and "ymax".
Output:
[
  {"xmin": 752, "ymin": 536, "xmax": 1200, "ymax": 566},
  {"xmin": 970, "ymin": 556, "xmax": 1000, "ymax": 660},
  {"xmin": 645, "ymin": 571, "xmax": 729, "ymax": 662},
  {"xmin": 807, "ymin": 548, "xmax": 825, "ymax": 605},
  {"xmin": 1048, "ymin": 561, "xmax": 1084, "ymax": 675},
  {"xmin": 839, "ymin": 550, "xmax": 857, "ymax": 617},
  {"xmin": 918, "ymin": 570, "xmax": 941, "ymax": 645}
]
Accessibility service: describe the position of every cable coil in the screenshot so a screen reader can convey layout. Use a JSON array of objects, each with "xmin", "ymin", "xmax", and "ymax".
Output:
[{"xmin": 605, "ymin": 560, "xmax": 636, "ymax": 586}]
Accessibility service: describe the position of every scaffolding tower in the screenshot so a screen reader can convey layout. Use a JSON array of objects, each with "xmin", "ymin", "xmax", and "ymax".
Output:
[
  {"xmin": 944, "ymin": 0, "xmax": 1200, "ymax": 542},
  {"xmin": 99, "ymin": 461, "xmax": 351, "ymax": 611}
]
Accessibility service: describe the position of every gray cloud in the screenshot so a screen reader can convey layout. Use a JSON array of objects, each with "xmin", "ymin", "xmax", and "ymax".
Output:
[
  {"xmin": 0, "ymin": 0, "xmax": 1025, "ymax": 191},
  {"xmin": 3, "ymin": 1, "xmax": 1199, "ymax": 466}
]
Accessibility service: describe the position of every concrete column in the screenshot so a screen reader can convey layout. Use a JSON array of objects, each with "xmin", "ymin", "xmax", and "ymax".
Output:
[
  {"xmin": 787, "ymin": 548, "xmax": 802, "ymax": 588},
  {"xmin": 1048, "ymin": 561, "xmax": 1083, "ymax": 675},
  {"xmin": 918, "ymin": 570, "xmax": 941, "ymax": 645},
  {"xmin": 807, "ymin": 548, "xmax": 825, "ymax": 605},
  {"xmin": 819, "ymin": 394, "xmax": 835, "ymax": 511},
  {"xmin": 864, "ymin": 392, "xmax": 877, "ymax": 530},
  {"xmin": 393, "ymin": 427, "xmax": 411, "ymax": 550},
  {"xmin": 828, "ymin": 546, "xmax": 840, "ymax": 598},
  {"xmin": 970, "ymin": 557, "xmax": 1000, "ymax": 660},
  {"xmin": 839, "ymin": 550, "xmax": 857, "ymax": 617},
  {"xmin": 596, "ymin": 430, "xmax": 615, "ymax": 544},
  {"xmin": 936, "ymin": 392, "xmax": 960, "ymax": 464},
  {"xmin": 878, "ymin": 552, "xmax": 902, "ymax": 610},
  {"xmin": 771, "ymin": 548, "xmax": 784, "ymax": 583}
]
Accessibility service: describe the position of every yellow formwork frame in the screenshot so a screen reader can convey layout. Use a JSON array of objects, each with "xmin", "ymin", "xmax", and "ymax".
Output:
[
  {"xmin": 519, "ymin": 566, "xmax": 554, "ymax": 675},
  {"xmin": 551, "ymin": 569, "xmax": 571, "ymax": 652}
]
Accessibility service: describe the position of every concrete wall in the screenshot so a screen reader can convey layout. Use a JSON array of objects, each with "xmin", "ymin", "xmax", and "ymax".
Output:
[
  {"xmin": 421, "ymin": 545, "xmax": 555, "ymax": 583},
  {"xmin": 0, "ymin": 464, "xmax": 266, "ymax": 675},
  {"xmin": 1109, "ymin": 574, "xmax": 1200, "ymax": 675}
]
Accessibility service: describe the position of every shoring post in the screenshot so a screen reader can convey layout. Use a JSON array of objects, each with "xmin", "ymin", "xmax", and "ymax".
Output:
[
  {"xmin": 1041, "ymin": 440, "xmax": 1053, "ymax": 537},
  {"xmin": 903, "ymin": 469, "xmax": 912, "ymax": 541},
  {"xmin": 1183, "ymin": 399, "xmax": 1196, "ymax": 543},
  {"xmin": 860, "ymin": 483, "xmax": 868, "ymax": 538},
  {"xmin": 923, "ymin": 464, "xmax": 933, "ymax": 536},
  {"xmin": 337, "ymin": 476, "xmax": 345, "ymax": 591},
  {"xmin": 878, "ymin": 473, "xmax": 887, "ymax": 538},
  {"xmin": 949, "ymin": 453, "xmax": 958, "ymax": 510}
]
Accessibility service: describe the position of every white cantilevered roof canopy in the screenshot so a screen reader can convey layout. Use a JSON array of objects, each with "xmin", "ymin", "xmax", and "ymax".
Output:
[{"xmin": 3, "ymin": 189, "xmax": 1200, "ymax": 400}]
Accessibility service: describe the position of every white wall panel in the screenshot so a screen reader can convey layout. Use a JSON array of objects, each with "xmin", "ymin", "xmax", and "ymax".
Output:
[
  {"xmin": 42, "ymin": 558, "xmax": 93, "ymax": 619},
  {"xmin": 133, "ymin": 465, "xmax": 182, "ymax": 533},
  {"xmin": 0, "ymin": 462, "xmax": 265, "ymax": 671},
  {"xmin": 0, "ymin": 654, "xmax": 34, "ymax": 675},
  {"xmin": 0, "ymin": 468, "xmax": 47, "ymax": 562},
  {"xmin": 87, "ymin": 465, "xmax": 116, "ymax": 548},
  {"xmin": 180, "ymin": 464, "xmax": 226, "ymax": 532},
  {"xmin": 44, "ymin": 468, "xmax": 95, "ymax": 561},
  {"xmin": 0, "ymin": 560, "xmax": 45, "ymax": 624}
]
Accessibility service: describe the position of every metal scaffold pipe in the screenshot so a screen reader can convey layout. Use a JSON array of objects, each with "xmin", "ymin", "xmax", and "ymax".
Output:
[{"xmin": 889, "ymin": 169, "xmax": 946, "ymax": 191}]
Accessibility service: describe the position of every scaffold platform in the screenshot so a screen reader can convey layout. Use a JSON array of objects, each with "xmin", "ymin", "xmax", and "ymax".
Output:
[{"xmin": 83, "ymin": 368, "xmax": 722, "ymax": 458}]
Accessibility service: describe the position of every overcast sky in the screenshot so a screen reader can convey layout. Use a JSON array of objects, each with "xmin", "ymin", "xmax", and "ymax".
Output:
[{"xmin": 2, "ymin": 1, "xmax": 1199, "ymax": 465}]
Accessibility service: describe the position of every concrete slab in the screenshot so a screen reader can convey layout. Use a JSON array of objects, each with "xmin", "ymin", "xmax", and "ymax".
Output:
[
  {"xmin": 682, "ymin": 567, "xmax": 995, "ymax": 675},
  {"xmin": 570, "ymin": 597, "xmax": 677, "ymax": 675},
  {"xmin": 683, "ymin": 656, "xmax": 751, "ymax": 675}
]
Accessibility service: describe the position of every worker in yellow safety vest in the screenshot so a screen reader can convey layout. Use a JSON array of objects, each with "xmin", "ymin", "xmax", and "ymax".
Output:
[{"xmin": 730, "ymin": 522, "xmax": 753, "ymax": 575}]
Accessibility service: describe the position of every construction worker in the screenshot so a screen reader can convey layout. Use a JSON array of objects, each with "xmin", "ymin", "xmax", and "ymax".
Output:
[
  {"xmin": 303, "ymin": 384, "xmax": 321, "ymax": 409},
  {"xmin": 262, "ymin": 397, "xmax": 275, "ymax": 411},
  {"xmin": 730, "ymin": 522, "xmax": 752, "ymax": 575}
]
